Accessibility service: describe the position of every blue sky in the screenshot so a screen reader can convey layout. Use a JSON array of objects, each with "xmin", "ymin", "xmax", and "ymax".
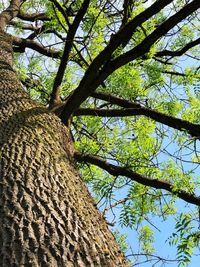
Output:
[{"xmin": 109, "ymin": 201, "xmax": 200, "ymax": 266}]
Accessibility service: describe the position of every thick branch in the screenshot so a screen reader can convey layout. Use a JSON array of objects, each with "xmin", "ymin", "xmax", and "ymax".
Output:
[
  {"xmin": 59, "ymin": 0, "xmax": 174, "ymax": 123},
  {"xmin": 0, "ymin": 0, "xmax": 22, "ymax": 30},
  {"xmin": 49, "ymin": 0, "xmax": 90, "ymax": 108},
  {"xmin": 9, "ymin": 21, "xmax": 38, "ymax": 31},
  {"xmin": 76, "ymin": 0, "xmax": 199, "ymax": 96},
  {"xmin": 55, "ymin": 89, "xmax": 200, "ymax": 138},
  {"xmin": 86, "ymin": 0, "xmax": 200, "ymax": 106},
  {"xmin": 76, "ymin": 107, "xmax": 200, "ymax": 137},
  {"xmin": 110, "ymin": 0, "xmax": 200, "ymax": 73},
  {"xmin": 74, "ymin": 151, "xmax": 200, "ymax": 206},
  {"xmin": 17, "ymin": 11, "xmax": 49, "ymax": 22},
  {"xmin": 156, "ymin": 37, "xmax": 200, "ymax": 57},
  {"xmin": 53, "ymin": 90, "xmax": 141, "ymax": 115},
  {"xmin": 9, "ymin": 21, "xmax": 60, "ymax": 40},
  {"xmin": 74, "ymin": 107, "xmax": 200, "ymax": 137},
  {"xmin": 12, "ymin": 36, "xmax": 61, "ymax": 58}
]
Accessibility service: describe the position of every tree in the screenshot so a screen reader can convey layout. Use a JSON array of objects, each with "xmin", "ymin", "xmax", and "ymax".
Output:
[{"xmin": 0, "ymin": 0, "xmax": 199, "ymax": 266}]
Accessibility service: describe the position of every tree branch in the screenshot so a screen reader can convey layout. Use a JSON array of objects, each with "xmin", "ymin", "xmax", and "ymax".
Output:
[
  {"xmin": 9, "ymin": 21, "xmax": 39, "ymax": 31},
  {"xmin": 87, "ymin": 0, "xmax": 200, "ymax": 104},
  {"xmin": 17, "ymin": 11, "xmax": 49, "ymax": 22},
  {"xmin": 9, "ymin": 21, "xmax": 62, "ymax": 41},
  {"xmin": 74, "ymin": 151, "xmax": 200, "ymax": 206},
  {"xmin": 12, "ymin": 36, "xmax": 61, "ymax": 58},
  {"xmin": 156, "ymin": 37, "xmax": 200, "ymax": 57},
  {"xmin": 0, "ymin": 0, "xmax": 22, "ymax": 31},
  {"xmin": 26, "ymin": 25, "xmax": 46, "ymax": 40},
  {"xmin": 49, "ymin": 0, "xmax": 70, "ymax": 25},
  {"xmin": 49, "ymin": 0, "xmax": 90, "ymax": 108},
  {"xmin": 91, "ymin": 91, "xmax": 142, "ymax": 108},
  {"xmin": 59, "ymin": 0, "xmax": 174, "ymax": 124},
  {"xmin": 110, "ymin": 0, "xmax": 200, "ymax": 73},
  {"xmin": 74, "ymin": 107, "xmax": 200, "ymax": 137},
  {"xmin": 121, "ymin": 0, "xmax": 134, "ymax": 27}
]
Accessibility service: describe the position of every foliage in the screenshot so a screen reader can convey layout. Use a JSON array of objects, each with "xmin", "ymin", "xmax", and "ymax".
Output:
[
  {"xmin": 2, "ymin": 0, "xmax": 200, "ymax": 266},
  {"xmin": 168, "ymin": 212, "xmax": 200, "ymax": 267}
]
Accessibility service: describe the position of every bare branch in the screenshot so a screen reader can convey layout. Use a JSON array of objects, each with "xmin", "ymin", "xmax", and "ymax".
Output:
[{"xmin": 74, "ymin": 151, "xmax": 200, "ymax": 206}]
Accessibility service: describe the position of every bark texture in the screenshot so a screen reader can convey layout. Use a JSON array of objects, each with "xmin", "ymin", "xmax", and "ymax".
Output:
[{"xmin": 0, "ymin": 31, "xmax": 127, "ymax": 267}]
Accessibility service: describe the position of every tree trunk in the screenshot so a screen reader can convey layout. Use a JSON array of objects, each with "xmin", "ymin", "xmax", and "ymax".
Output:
[{"xmin": 0, "ymin": 31, "xmax": 127, "ymax": 267}]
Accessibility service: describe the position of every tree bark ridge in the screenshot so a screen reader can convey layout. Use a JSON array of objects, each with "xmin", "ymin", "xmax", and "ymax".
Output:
[{"xmin": 0, "ymin": 31, "xmax": 127, "ymax": 267}]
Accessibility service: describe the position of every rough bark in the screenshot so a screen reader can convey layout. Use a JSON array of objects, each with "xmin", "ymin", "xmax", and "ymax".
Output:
[{"xmin": 0, "ymin": 31, "xmax": 127, "ymax": 267}]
